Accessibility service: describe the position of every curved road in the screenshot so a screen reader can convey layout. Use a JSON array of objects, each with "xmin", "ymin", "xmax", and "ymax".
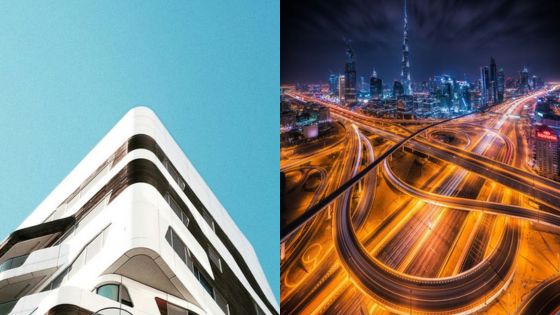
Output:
[{"xmin": 517, "ymin": 274, "xmax": 560, "ymax": 315}]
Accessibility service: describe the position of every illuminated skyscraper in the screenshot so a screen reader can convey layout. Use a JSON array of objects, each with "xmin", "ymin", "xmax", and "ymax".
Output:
[
  {"xmin": 480, "ymin": 66, "xmax": 490, "ymax": 107},
  {"xmin": 489, "ymin": 57, "xmax": 497, "ymax": 104},
  {"xmin": 497, "ymin": 68, "xmax": 505, "ymax": 103},
  {"xmin": 520, "ymin": 66, "xmax": 530, "ymax": 94},
  {"xmin": 328, "ymin": 73, "xmax": 338, "ymax": 95},
  {"xmin": 370, "ymin": 69, "xmax": 383, "ymax": 100},
  {"xmin": 344, "ymin": 41, "xmax": 357, "ymax": 104},
  {"xmin": 338, "ymin": 75, "xmax": 346, "ymax": 103},
  {"xmin": 400, "ymin": 0, "xmax": 412, "ymax": 95},
  {"xmin": 360, "ymin": 76, "xmax": 367, "ymax": 93},
  {"xmin": 393, "ymin": 80, "xmax": 404, "ymax": 98}
]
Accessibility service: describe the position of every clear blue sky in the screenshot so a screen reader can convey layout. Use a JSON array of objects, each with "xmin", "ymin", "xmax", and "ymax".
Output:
[{"xmin": 0, "ymin": 1, "xmax": 279, "ymax": 300}]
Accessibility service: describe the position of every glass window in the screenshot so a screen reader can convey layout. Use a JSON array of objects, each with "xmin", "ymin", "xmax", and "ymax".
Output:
[
  {"xmin": 96, "ymin": 284, "xmax": 119, "ymax": 301},
  {"xmin": 155, "ymin": 297, "xmax": 198, "ymax": 315},
  {"xmin": 168, "ymin": 303, "xmax": 189, "ymax": 315},
  {"xmin": 120, "ymin": 285, "xmax": 134, "ymax": 307},
  {"xmin": 96, "ymin": 284, "xmax": 134, "ymax": 308},
  {"xmin": 165, "ymin": 228, "xmax": 173, "ymax": 246},
  {"xmin": 202, "ymin": 211, "xmax": 215, "ymax": 231},
  {"xmin": 172, "ymin": 232, "xmax": 187, "ymax": 262},
  {"xmin": 194, "ymin": 265, "xmax": 214, "ymax": 298},
  {"xmin": 207, "ymin": 246, "xmax": 222, "ymax": 273}
]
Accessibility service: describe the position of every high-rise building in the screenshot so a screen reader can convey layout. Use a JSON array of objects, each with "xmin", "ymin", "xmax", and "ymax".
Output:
[
  {"xmin": 531, "ymin": 96, "xmax": 560, "ymax": 180},
  {"xmin": 344, "ymin": 42, "xmax": 357, "ymax": 104},
  {"xmin": 328, "ymin": 73, "xmax": 338, "ymax": 95},
  {"xmin": 480, "ymin": 66, "xmax": 490, "ymax": 107},
  {"xmin": 359, "ymin": 76, "xmax": 367, "ymax": 93},
  {"xmin": 531, "ymin": 75, "xmax": 544, "ymax": 90},
  {"xmin": 489, "ymin": 57, "xmax": 498, "ymax": 104},
  {"xmin": 393, "ymin": 80, "xmax": 404, "ymax": 98},
  {"xmin": 439, "ymin": 75, "xmax": 454, "ymax": 110},
  {"xmin": 370, "ymin": 69, "xmax": 383, "ymax": 100},
  {"xmin": 520, "ymin": 66, "xmax": 530, "ymax": 94},
  {"xmin": 338, "ymin": 75, "xmax": 346, "ymax": 103},
  {"xmin": 497, "ymin": 68, "xmax": 505, "ymax": 103},
  {"xmin": 1, "ymin": 107, "xmax": 278, "ymax": 315},
  {"xmin": 400, "ymin": 0, "xmax": 412, "ymax": 95},
  {"xmin": 533, "ymin": 125, "xmax": 559, "ymax": 180},
  {"xmin": 458, "ymin": 81, "xmax": 471, "ymax": 110}
]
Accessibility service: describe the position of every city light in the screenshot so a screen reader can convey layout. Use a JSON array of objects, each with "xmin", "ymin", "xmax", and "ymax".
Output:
[{"xmin": 281, "ymin": 0, "xmax": 560, "ymax": 314}]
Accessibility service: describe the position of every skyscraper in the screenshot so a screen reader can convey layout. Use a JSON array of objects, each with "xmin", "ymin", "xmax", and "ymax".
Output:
[
  {"xmin": 480, "ymin": 66, "xmax": 490, "ymax": 107},
  {"xmin": 370, "ymin": 69, "xmax": 383, "ymax": 100},
  {"xmin": 360, "ymin": 76, "xmax": 367, "ymax": 93},
  {"xmin": 0, "ymin": 107, "xmax": 278, "ymax": 315},
  {"xmin": 400, "ymin": 0, "xmax": 412, "ymax": 95},
  {"xmin": 338, "ymin": 74, "xmax": 346, "ymax": 103},
  {"xmin": 393, "ymin": 80, "xmax": 404, "ymax": 98},
  {"xmin": 489, "ymin": 57, "xmax": 497, "ymax": 104},
  {"xmin": 497, "ymin": 68, "xmax": 505, "ymax": 103},
  {"xmin": 329, "ymin": 73, "xmax": 338, "ymax": 95},
  {"xmin": 344, "ymin": 41, "xmax": 357, "ymax": 104},
  {"xmin": 520, "ymin": 66, "xmax": 530, "ymax": 94}
]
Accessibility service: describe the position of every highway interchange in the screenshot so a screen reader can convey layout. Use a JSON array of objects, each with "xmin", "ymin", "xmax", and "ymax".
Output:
[{"xmin": 280, "ymin": 86, "xmax": 560, "ymax": 314}]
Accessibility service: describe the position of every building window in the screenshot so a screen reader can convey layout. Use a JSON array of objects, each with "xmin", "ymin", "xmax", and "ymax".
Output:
[
  {"xmin": 97, "ymin": 284, "xmax": 119, "ymax": 300},
  {"xmin": 165, "ymin": 193, "xmax": 189, "ymax": 228},
  {"xmin": 193, "ymin": 265, "xmax": 214, "ymax": 299},
  {"xmin": 165, "ymin": 227, "xmax": 229, "ymax": 314},
  {"xmin": 163, "ymin": 158, "xmax": 186, "ymax": 190},
  {"xmin": 155, "ymin": 297, "xmax": 199, "ymax": 315},
  {"xmin": 207, "ymin": 245, "xmax": 222, "ymax": 273},
  {"xmin": 201, "ymin": 210, "xmax": 215, "ymax": 232},
  {"xmin": 95, "ymin": 283, "xmax": 134, "ymax": 308}
]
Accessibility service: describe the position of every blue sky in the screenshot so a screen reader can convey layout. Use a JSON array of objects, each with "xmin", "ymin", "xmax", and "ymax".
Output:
[{"xmin": 0, "ymin": 0, "xmax": 279, "ymax": 300}]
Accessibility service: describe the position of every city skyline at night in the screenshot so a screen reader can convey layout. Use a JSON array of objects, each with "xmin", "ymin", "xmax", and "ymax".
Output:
[
  {"xmin": 280, "ymin": 1, "xmax": 560, "ymax": 314},
  {"xmin": 281, "ymin": 0, "xmax": 560, "ymax": 84}
]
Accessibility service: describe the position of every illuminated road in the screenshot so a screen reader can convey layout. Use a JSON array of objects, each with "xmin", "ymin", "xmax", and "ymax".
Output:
[
  {"xmin": 281, "ymin": 86, "xmax": 560, "ymax": 314},
  {"xmin": 291, "ymin": 91, "xmax": 560, "ymax": 210},
  {"xmin": 517, "ymin": 274, "xmax": 560, "ymax": 315}
]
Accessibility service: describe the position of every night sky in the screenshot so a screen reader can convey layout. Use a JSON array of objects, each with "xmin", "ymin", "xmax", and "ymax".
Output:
[{"xmin": 281, "ymin": 0, "xmax": 560, "ymax": 84}]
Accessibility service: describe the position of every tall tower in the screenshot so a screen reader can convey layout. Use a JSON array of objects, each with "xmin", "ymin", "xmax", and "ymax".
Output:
[
  {"xmin": 489, "ymin": 57, "xmax": 497, "ymax": 104},
  {"xmin": 480, "ymin": 66, "xmax": 490, "ymax": 107},
  {"xmin": 370, "ymin": 68, "xmax": 383, "ymax": 100},
  {"xmin": 401, "ymin": 0, "xmax": 412, "ymax": 95},
  {"xmin": 344, "ymin": 40, "xmax": 357, "ymax": 104}
]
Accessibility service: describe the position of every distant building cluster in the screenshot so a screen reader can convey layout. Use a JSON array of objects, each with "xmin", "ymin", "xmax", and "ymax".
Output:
[
  {"xmin": 280, "ymin": 99, "xmax": 332, "ymax": 145},
  {"xmin": 286, "ymin": 0, "xmax": 546, "ymax": 122},
  {"xmin": 530, "ymin": 92, "xmax": 560, "ymax": 180},
  {"xmin": 479, "ymin": 57, "xmax": 505, "ymax": 107}
]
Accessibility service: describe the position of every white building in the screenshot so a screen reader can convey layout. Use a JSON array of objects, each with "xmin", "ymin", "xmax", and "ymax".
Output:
[{"xmin": 0, "ymin": 107, "xmax": 278, "ymax": 315}]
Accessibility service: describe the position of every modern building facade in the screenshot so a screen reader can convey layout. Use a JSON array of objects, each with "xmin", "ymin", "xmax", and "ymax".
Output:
[
  {"xmin": 338, "ymin": 75, "xmax": 346, "ymax": 103},
  {"xmin": 489, "ymin": 57, "xmax": 498, "ymax": 104},
  {"xmin": 369, "ymin": 69, "xmax": 383, "ymax": 100},
  {"xmin": 328, "ymin": 73, "xmax": 338, "ymax": 95},
  {"xmin": 344, "ymin": 42, "xmax": 357, "ymax": 104},
  {"xmin": 497, "ymin": 67, "xmax": 505, "ymax": 103},
  {"xmin": 400, "ymin": 0, "xmax": 412, "ymax": 96},
  {"xmin": 520, "ymin": 66, "xmax": 530, "ymax": 94},
  {"xmin": 393, "ymin": 80, "xmax": 404, "ymax": 98},
  {"xmin": 0, "ymin": 107, "xmax": 278, "ymax": 315},
  {"xmin": 480, "ymin": 66, "xmax": 490, "ymax": 107},
  {"xmin": 531, "ymin": 95, "xmax": 560, "ymax": 180}
]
